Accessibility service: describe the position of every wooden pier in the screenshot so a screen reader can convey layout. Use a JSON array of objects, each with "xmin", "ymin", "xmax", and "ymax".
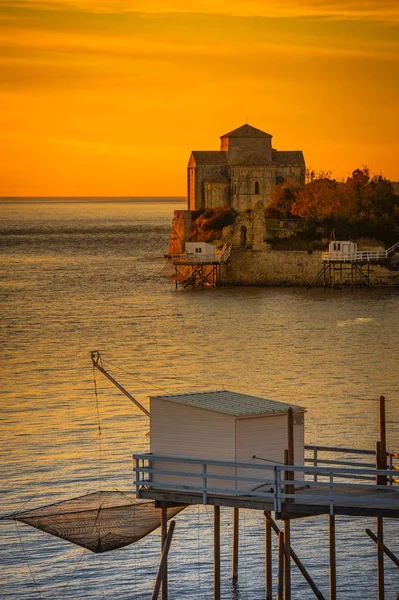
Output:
[
  {"xmin": 134, "ymin": 398, "xmax": 399, "ymax": 600},
  {"xmin": 162, "ymin": 243, "xmax": 232, "ymax": 289},
  {"xmin": 308, "ymin": 240, "xmax": 399, "ymax": 289}
]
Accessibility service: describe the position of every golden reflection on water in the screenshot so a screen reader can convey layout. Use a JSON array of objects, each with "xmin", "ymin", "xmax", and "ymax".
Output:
[{"xmin": 1, "ymin": 201, "xmax": 398, "ymax": 599}]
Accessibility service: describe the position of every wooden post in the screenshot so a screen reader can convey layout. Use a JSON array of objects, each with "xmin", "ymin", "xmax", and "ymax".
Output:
[
  {"xmin": 377, "ymin": 517, "xmax": 385, "ymax": 600},
  {"xmin": 161, "ymin": 507, "xmax": 168, "ymax": 600},
  {"xmin": 376, "ymin": 441, "xmax": 385, "ymax": 600},
  {"xmin": 329, "ymin": 514, "xmax": 337, "ymax": 600},
  {"xmin": 151, "ymin": 521, "xmax": 176, "ymax": 600},
  {"xmin": 264, "ymin": 512, "xmax": 326, "ymax": 600},
  {"xmin": 285, "ymin": 409, "xmax": 294, "ymax": 600},
  {"xmin": 214, "ymin": 506, "xmax": 220, "ymax": 600},
  {"xmin": 232, "ymin": 507, "xmax": 239, "ymax": 582},
  {"xmin": 379, "ymin": 395, "xmax": 387, "ymax": 485},
  {"xmin": 264, "ymin": 511, "xmax": 272, "ymax": 600},
  {"xmin": 277, "ymin": 530, "xmax": 284, "ymax": 600}
]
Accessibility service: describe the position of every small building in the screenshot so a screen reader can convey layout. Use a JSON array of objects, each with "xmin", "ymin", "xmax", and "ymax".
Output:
[
  {"xmin": 149, "ymin": 390, "xmax": 306, "ymax": 493},
  {"xmin": 327, "ymin": 240, "xmax": 358, "ymax": 261},
  {"xmin": 185, "ymin": 241, "xmax": 217, "ymax": 260}
]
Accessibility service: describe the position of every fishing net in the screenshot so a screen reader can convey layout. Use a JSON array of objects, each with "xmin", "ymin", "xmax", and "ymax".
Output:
[{"xmin": 5, "ymin": 491, "xmax": 185, "ymax": 553}]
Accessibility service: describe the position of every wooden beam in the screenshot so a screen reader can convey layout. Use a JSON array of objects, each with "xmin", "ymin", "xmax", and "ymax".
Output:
[
  {"xmin": 151, "ymin": 521, "xmax": 176, "ymax": 600},
  {"xmin": 264, "ymin": 513, "xmax": 326, "ymax": 600},
  {"xmin": 232, "ymin": 507, "xmax": 239, "ymax": 582},
  {"xmin": 264, "ymin": 511, "xmax": 272, "ymax": 600},
  {"xmin": 379, "ymin": 396, "xmax": 387, "ymax": 485},
  {"xmin": 214, "ymin": 506, "xmax": 221, "ymax": 600},
  {"xmin": 329, "ymin": 514, "xmax": 337, "ymax": 600},
  {"xmin": 365, "ymin": 528, "xmax": 399, "ymax": 568},
  {"xmin": 161, "ymin": 507, "xmax": 168, "ymax": 600},
  {"xmin": 277, "ymin": 531, "xmax": 284, "ymax": 600}
]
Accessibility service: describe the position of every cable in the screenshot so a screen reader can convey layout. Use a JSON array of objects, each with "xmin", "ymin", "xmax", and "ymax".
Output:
[
  {"xmin": 15, "ymin": 520, "xmax": 44, "ymax": 600},
  {"xmin": 92, "ymin": 366, "xmax": 103, "ymax": 492}
]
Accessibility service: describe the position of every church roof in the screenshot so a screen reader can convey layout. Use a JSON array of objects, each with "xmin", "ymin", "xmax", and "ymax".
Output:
[
  {"xmin": 273, "ymin": 150, "xmax": 305, "ymax": 166},
  {"xmin": 190, "ymin": 151, "xmax": 227, "ymax": 165},
  {"xmin": 220, "ymin": 124, "xmax": 272, "ymax": 139},
  {"xmin": 232, "ymin": 152, "xmax": 271, "ymax": 166}
]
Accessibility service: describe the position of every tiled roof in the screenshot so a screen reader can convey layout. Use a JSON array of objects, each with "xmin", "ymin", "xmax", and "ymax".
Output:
[
  {"xmin": 221, "ymin": 124, "xmax": 272, "ymax": 139},
  {"xmin": 191, "ymin": 151, "xmax": 227, "ymax": 165},
  {"xmin": 232, "ymin": 152, "xmax": 271, "ymax": 166},
  {"xmin": 273, "ymin": 150, "xmax": 305, "ymax": 166},
  {"xmin": 151, "ymin": 390, "xmax": 305, "ymax": 417}
]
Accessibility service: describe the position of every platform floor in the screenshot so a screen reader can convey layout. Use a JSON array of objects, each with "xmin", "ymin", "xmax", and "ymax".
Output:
[{"xmin": 140, "ymin": 484, "xmax": 399, "ymax": 519}]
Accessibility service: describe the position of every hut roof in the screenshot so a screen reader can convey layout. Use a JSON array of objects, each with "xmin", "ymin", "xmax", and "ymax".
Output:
[{"xmin": 150, "ymin": 390, "xmax": 305, "ymax": 417}]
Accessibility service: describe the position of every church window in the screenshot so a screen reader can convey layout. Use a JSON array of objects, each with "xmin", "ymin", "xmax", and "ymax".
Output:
[
  {"xmin": 233, "ymin": 183, "xmax": 237, "ymax": 195},
  {"xmin": 254, "ymin": 181, "xmax": 260, "ymax": 194},
  {"xmin": 276, "ymin": 176, "xmax": 286, "ymax": 185}
]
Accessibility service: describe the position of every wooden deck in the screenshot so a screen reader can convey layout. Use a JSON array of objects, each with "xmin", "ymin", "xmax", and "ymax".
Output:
[
  {"xmin": 139, "ymin": 485, "xmax": 399, "ymax": 519},
  {"xmin": 134, "ymin": 451, "xmax": 399, "ymax": 520}
]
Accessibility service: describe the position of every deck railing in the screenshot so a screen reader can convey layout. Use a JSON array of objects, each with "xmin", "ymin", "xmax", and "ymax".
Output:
[
  {"xmin": 322, "ymin": 241, "xmax": 399, "ymax": 263},
  {"xmin": 133, "ymin": 449, "xmax": 399, "ymax": 515}
]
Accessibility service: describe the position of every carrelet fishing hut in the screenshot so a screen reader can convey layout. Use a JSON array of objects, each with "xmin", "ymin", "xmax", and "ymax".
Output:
[{"xmin": 138, "ymin": 390, "xmax": 306, "ymax": 499}]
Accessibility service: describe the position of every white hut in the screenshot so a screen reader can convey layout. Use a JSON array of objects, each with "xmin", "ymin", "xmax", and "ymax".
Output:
[
  {"xmin": 185, "ymin": 241, "xmax": 216, "ymax": 260},
  {"xmin": 149, "ymin": 390, "xmax": 306, "ymax": 494},
  {"xmin": 327, "ymin": 240, "xmax": 358, "ymax": 260}
]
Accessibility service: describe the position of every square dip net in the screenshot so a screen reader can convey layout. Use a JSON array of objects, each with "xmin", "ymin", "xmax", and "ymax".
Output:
[{"xmin": 5, "ymin": 491, "xmax": 185, "ymax": 553}]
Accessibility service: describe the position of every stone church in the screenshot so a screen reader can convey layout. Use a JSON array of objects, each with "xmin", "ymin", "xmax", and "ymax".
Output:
[{"xmin": 187, "ymin": 123, "xmax": 305, "ymax": 212}]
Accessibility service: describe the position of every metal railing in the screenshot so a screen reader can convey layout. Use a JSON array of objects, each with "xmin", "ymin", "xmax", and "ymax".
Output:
[
  {"xmin": 322, "ymin": 241, "xmax": 399, "ymax": 263},
  {"xmin": 133, "ymin": 450, "xmax": 399, "ymax": 516},
  {"xmin": 305, "ymin": 444, "xmax": 399, "ymax": 485}
]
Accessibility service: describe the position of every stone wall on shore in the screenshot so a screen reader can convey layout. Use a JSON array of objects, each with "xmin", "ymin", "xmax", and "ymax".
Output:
[{"xmin": 220, "ymin": 248, "xmax": 399, "ymax": 287}]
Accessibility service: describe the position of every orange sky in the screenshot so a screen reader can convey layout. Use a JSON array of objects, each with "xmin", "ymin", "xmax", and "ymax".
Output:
[{"xmin": 1, "ymin": 0, "xmax": 399, "ymax": 196}]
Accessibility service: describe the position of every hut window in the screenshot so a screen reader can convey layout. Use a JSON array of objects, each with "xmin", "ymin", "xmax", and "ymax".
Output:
[
  {"xmin": 196, "ymin": 247, "xmax": 202, "ymax": 253},
  {"xmin": 254, "ymin": 181, "xmax": 260, "ymax": 194}
]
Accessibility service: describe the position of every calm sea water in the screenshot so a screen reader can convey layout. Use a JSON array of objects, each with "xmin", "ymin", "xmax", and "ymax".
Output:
[{"xmin": 0, "ymin": 199, "xmax": 398, "ymax": 599}]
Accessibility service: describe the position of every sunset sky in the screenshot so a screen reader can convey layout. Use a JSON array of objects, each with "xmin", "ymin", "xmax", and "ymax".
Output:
[{"xmin": 1, "ymin": 0, "xmax": 399, "ymax": 196}]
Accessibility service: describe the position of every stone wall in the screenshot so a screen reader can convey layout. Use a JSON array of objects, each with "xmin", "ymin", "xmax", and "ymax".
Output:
[{"xmin": 220, "ymin": 248, "xmax": 399, "ymax": 287}]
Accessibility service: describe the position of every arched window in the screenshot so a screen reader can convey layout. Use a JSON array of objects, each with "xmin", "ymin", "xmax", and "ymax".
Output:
[
  {"xmin": 254, "ymin": 181, "xmax": 260, "ymax": 194},
  {"xmin": 233, "ymin": 183, "xmax": 237, "ymax": 195},
  {"xmin": 276, "ymin": 175, "xmax": 286, "ymax": 185}
]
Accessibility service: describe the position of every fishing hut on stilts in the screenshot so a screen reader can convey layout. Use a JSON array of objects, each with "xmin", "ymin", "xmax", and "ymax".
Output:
[
  {"xmin": 4, "ymin": 352, "xmax": 399, "ymax": 599},
  {"xmin": 161, "ymin": 242, "xmax": 232, "ymax": 289},
  {"xmin": 135, "ymin": 392, "xmax": 399, "ymax": 600},
  {"xmin": 308, "ymin": 238, "xmax": 399, "ymax": 289}
]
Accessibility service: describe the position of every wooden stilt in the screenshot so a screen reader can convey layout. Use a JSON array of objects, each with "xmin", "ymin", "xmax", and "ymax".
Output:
[
  {"xmin": 161, "ymin": 507, "xmax": 168, "ymax": 600},
  {"xmin": 151, "ymin": 521, "xmax": 176, "ymax": 600},
  {"xmin": 365, "ymin": 529, "xmax": 399, "ymax": 567},
  {"xmin": 264, "ymin": 512, "xmax": 326, "ymax": 600},
  {"xmin": 277, "ymin": 530, "xmax": 284, "ymax": 600},
  {"xmin": 214, "ymin": 506, "xmax": 220, "ymax": 600},
  {"xmin": 284, "ymin": 519, "xmax": 291, "ymax": 600},
  {"xmin": 329, "ymin": 514, "xmax": 336, "ymax": 600},
  {"xmin": 379, "ymin": 396, "xmax": 387, "ymax": 484},
  {"xmin": 375, "ymin": 439, "xmax": 385, "ymax": 600},
  {"xmin": 264, "ymin": 511, "xmax": 272, "ymax": 600},
  {"xmin": 377, "ymin": 517, "xmax": 385, "ymax": 600},
  {"xmin": 232, "ymin": 507, "xmax": 239, "ymax": 582}
]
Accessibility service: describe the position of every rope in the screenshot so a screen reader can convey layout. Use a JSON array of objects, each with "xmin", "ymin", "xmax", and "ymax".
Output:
[
  {"xmin": 92, "ymin": 366, "xmax": 103, "ymax": 492},
  {"xmin": 100, "ymin": 357, "xmax": 172, "ymax": 396},
  {"xmin": 15, "ymin": 520, "xmax": 44, "ymax": 599}
]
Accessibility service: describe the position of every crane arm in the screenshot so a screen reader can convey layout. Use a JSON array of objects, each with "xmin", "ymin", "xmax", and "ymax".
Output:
[{"xmin": 90, "ymin": 351, "xmax": 150, "ymax": 418}]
